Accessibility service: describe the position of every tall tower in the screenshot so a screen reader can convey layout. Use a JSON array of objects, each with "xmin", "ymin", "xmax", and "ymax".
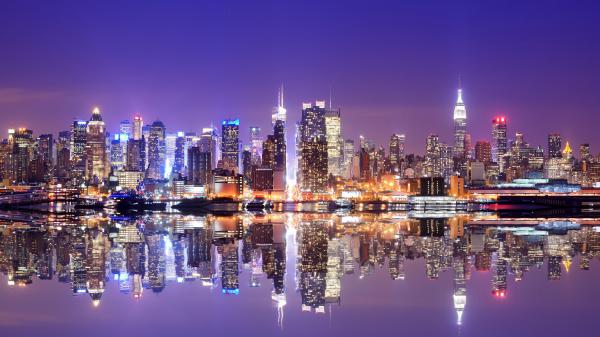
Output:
[
  {"xmin": 453, "ymin": 87, "xmax": 467, "ymax": 159},
  {"xmin": 272, "ymin": 86, "xmax": 287, "ymax": 187},
  {"xmin": 86, "ymin": 107, "xmax": 108, "ymax": 182},
  {"xmin": 548, "ymin": 133, "xmax": 562, "ymax": 158},
  {"xmin": 389, "ymin": 133, "xmax": 406, "ymax": 173},
  {"xmin": 324, "ymin": 109, "xmax": 342, "ymax": 176},
  {"xmin": 221, "ymin": 119, "xmax": 240, "ymax": 172},
  {"xmin": 146, "ymin": 120, "xmax": 166, "ymax": 180},
  {"xmin": 492, "ymin": 117, "xmax": 508, "ymax": 170}
]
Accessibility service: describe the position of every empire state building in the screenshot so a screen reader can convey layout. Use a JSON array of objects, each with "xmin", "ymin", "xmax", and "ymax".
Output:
[{"xmin": 453, "ymin": 88, "xmax": 467, "ymax": 159}]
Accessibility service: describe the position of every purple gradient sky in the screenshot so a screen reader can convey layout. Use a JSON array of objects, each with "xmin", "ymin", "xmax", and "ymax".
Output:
[{"xmin": 1, "ymin": 1, "xmax": 599, "ymax": 154}]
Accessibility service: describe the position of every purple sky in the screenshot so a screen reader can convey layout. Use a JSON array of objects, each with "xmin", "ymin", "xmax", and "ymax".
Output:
[{"xmin": 1, "ymin": 1, "xmax": 599, "ymax": 154}]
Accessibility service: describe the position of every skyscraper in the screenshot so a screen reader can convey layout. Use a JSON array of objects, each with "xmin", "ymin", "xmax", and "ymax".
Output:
[
  {"xmin": 324, "ymin": 109, "xmax": 342, "ymax": 177},
  {"xmin": 132, "ymin": 115, "xmax": 143, "ymax": 140},
  {"xmin": 492, "ymin": 117, "xmax": 508, "ymax": 167},
  {"xmin": 221, "ymin": 119, "xmax": 240, "ymax": 171},
  {"xmin": 70, "ymin": 120, "xmax": 87, "ymax": 161},
  {"xmin": 475, "ymin": 141, "xmax": 492, "ymax": 164},
  {"xmin": 272, "ymin": 86, "xmax": 287, "ymax": 187},
  {"xmin": 187, "ymin": 146, "xmax": 212, "ymax": 185},
  {"xmin": 389, "ymin": 133, "xmax": 405, "ymax": 173},
  {"xmin": 424, "ymin": 134, "xmax": 441, "ymax": 177},
  {"xmin": 300, "ymin": 137, "xmax": 328, "ymax": 193},
  {"xmin": 298, "ymin": 101, "xmax": 329, "ymax": 187},
  {"xmin": 146, "ymin": 120, "xmax": 166, "ymax": 180},
  {"xmin": 173, "ymin": 133, "xmax": 186, "ymax": 176},
  {"xmin": 453, "ymin": 88, "xmax": 467, "ymax": 159},
  {"xmin": 86, "ymin": 107, "xmax": 108, "ymax": 182},
  {"xmin": 548, "ymin": 133, "xmax": 562, "ymax": 158},
  {"xmin": 249, "ymin": 126, "xmax": 262, "ymax": 165},
  {"xmin": 200, "ymin": 127, "xmax": 219, "ymax": 168}
]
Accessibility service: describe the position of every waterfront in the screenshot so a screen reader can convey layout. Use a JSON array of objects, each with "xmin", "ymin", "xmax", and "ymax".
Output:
[{"xmin": 0, "ymin": 211, "xmax": 599, "ymax": 337}]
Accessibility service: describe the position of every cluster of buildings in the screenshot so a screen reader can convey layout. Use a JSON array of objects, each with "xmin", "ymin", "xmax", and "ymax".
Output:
[
  {"xmin": 1, "ymin": 85, "xmax": 598, "ymax": 201},
  {"xmin": 1, "ymin": 213, "xmax": 598, "ymax": 323}
]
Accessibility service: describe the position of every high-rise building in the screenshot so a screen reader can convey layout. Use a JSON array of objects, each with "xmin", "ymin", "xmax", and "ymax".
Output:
[
  {"xmin": 453, "ymin": 88, "xmax": 467, "ymax": 159},
  {"xmin": 132, "ymin": 115, "xmax": 143, "ymax": 140},
  {"xmin": 475, "ymin": 141, "xmax": 492, "ymax": 164},
  {"xmin": 548, "ymin": 133, "xmax": 562, "ymax": 158},
  {"xmin": 173, "ymin": 133, "xmax": 186, "ymax": 176},
  {"xmin": 324, "ymin": 109, "xmax": 342, "ymax": 176},
  {"xmin": 580, "ymin": 143, "xmax": 591, "ymax": 162},
  {"xmin": 36, "ymin": 134, "xmax": 53, "ymax": 169},
  {"xmin": 187, "ymin": 146, "xmax": 212, "ymax": 185},
  {"xmin": 300, "ymin": 137, "xmax": 328, "ymax": 193},
  {"xmin": 424, "ymin": 134, "xmax": 442, "ymax": 177},
  {"xmin": 262, "ymin": 135, "xmax": 276, "ymax": 168},
  {"xmin": 272, "ymin": 86, "xmax": 287, "ymax": 187},
  {"xmin": 86, "ymin": 107, "xmax": 108, "ymax": 181},
  {"xmin": 120, "ymin": 120, "xmax": 133, "ymax": 138},
  {"xmin": 126, "ymin": 139, "xmax": 145, "ymax": 171},
  {"xmin": 70, "ymin": 120, "xmax": 87, "ymax": 161},
  {"xmin": 249, "ymin": 127, "xmax": 262, "ymax": 165},
  {"xmin": 146, "ymin": 120, "xmax": 166, "ymax": 180},
  {"xmin": 389, "ymin": 134, "xmax": 405, "ymax": 173},
  {"xmin": 221, "ymin": 119, "xmax": 240, "ymax": 172},
  {"xmin": 165, "ymin": 132, "xmax": 179, "ymax": 177},
  {"xmin": 342, "ymin": 139, "xmax": 355, "ymax": 179},
  {"xmin": 298, "ymin": 101, "xmax": 330, "ymax": 187},
  {"xmin": 8, "ymin": 128, "xmax": 34, "ymax": 183},
  {"xmin": 200, "ymin": 127, "xmax": 219, "ymax": 168},
  {"xmin": 492, "ymin": 117, "xmax": 508, "ymax": 167},
  {"xmin": 242, "ymin": 148, "xmax": 252, "ymax": 183}
]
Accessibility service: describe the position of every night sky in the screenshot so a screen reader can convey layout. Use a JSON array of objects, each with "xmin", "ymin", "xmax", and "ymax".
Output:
[{"xmin": 1, "ymin": 1, "xmax": 599, "ymax": 154}]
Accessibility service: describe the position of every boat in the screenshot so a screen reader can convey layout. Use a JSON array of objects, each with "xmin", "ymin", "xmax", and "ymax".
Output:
[
  {"xmin": 328, "ymin": 198, "xmax": 353, "ymax": 210},
  {"xmin": 173, "ymin": 197, "xmax": 241, "ymax": 213},
  {"xmin": 245, "ymin": 198, "xmax": 273, "ymax": 211},
  {"xmin": 107, "ymin": 192, "xmax": 166, "ymax": 213}
]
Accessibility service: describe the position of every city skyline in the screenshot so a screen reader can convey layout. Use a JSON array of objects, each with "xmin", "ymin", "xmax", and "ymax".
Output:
[{"xmin": 1, "ymin": 1, "xmax": 599, "ymax": 153}]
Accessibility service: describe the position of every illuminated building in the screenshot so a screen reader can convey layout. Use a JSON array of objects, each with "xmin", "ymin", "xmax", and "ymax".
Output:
[
  {"xmin": 70, "ymin": 120, "xmax": 87, "ymax": 161},
  {"xmin": 86, "ymin": 107, "xmax": 108, "ymax": 182},
  {"xmin": 221, "ymin": 119, "xmax": 240, "ymax": 172},
  {"xmin": 300, "ymin": 137, "xmax": 328, "ymax": 193},
  {"xmin": 126, "ymin": 138, "xmax": 145, "ymax": 171},
  {"xmin": 187, "ymin": 146, "xmax": 212, "ymax": 185},
  {"xmin": 115, "ymin": 170, "xmax": 144, "ymax": 190},
  {"xmin": 580, "ymin": 143, "xmax": 591, "ymax": 162},
  {"xmin": 165, "ymin": 132, "xmax": 177, "ymax": 177},
  {"xmin": 200, "ymin": 127, "xmax": 219, "ymax": 168},
  {"xmin": 110, "ymin": 136, "xmax": 125, "ymax": 171},
  {"xmin": 146, "ymin": 120, "xmax": 166, "ymax": 180},
  {"xmin": 419, "ymin": 177, "xmax": 445, "ymax": 196},
  {"xmin": 249, "ymin": 126, "xmax": 262, "ymax": 164},
  {"xmin": 132, "ymin": 115, "xmax": 143, "ymax": 140},
  {"xmin": 475, "ymin": 140, "xmax": 491, "ymax": 164},
  {"xmin": 492, "ymin": 117, "xmax": 508, "ymax": 171},
  {"xmin": 174, "ymin": 133, "xmax": 186, "ymax": 176},
  {"xmin": 342, "ymin": 139, "xmax": 355, "ymax": 179},
  {"xmin": 389, "ymin": 133, "xmax": 405, "ymax": 173},
  {"xmin": 36, "ymin": 134, "xmax": 53, "ymax": 169},
  {"xmin": 213, "ymin": 171, "xmax": 244, "ymax": 198},
  {"xmin": 297, "ymin": 101, "xmax": 327, "ymax": 186},
  {"xmin": 8, "ymin": 128, "xmax": 34, "ymax": 183},
  {"xmin": 453, "ymin": 87, "xmax": 467, "ymax": 159},
  {"xmin": 251, "ymin": 167, "xmax": 274, "ymax": 191},
  {"xmin": 324, "ymin": 109, "xmax": 342, "ymax": 177},
  {"xmin": 242, "ymin": 148, "xmax": 252, "ymax": 183},
  {"xmin": 548, "ymin": 133, "xmax": 562, "ymax": 158},
  {"xmin": 262, "ymin": 135, "xmax": 276, "ymax": 168},
  {"xmin": 424, "ymin": 134, "xmax": 442, "ymax": 177}
]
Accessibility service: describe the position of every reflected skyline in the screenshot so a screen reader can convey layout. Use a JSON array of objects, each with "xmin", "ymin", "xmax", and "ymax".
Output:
[{"xmin": 1, "ymin": 212, "xmax": 599, "ymax": 332}]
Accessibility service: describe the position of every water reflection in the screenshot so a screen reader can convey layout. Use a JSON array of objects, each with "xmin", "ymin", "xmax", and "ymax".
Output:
[{"xmin": 1, "ymin": 212, "xmax": 599, "ymax": 328}]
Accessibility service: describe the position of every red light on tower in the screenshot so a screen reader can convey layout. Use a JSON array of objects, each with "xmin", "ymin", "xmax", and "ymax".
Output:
[{"xmin": 492, "ymin": 290, "xmax": 507, "ymax": 298}]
